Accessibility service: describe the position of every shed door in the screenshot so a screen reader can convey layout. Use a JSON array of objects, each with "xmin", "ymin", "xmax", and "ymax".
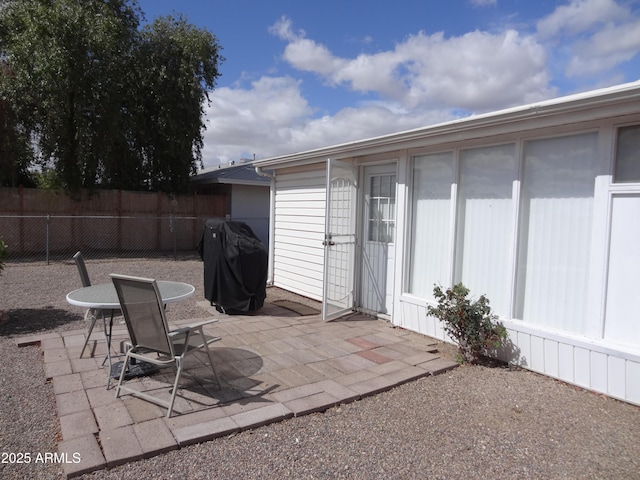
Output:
[
  {"xmin": 360, "ymin": 164, "xmax": 396, "ymax": 316},
  {"xmin": 322, "ymin": 158, "xmax": 358, "ymax": 321}
]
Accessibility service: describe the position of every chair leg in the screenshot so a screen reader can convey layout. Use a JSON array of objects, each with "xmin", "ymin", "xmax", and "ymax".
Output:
[
  {"xmin": 192, "ymin": 326, "xmax": 221, "ymax": 389},
  {"xmin": 80, "ymin": 309, "xmax": 97, "ymax": 358},
  {"xmin": 203, "ymin": 338, "xmax": 221, "ymax": 389},
  {"xmin": 167, "ymin": 359, "xmax": 184, "ymax": 418},
  {"xmin": 115, "ymin": 353, "xmax": 131, "ymax": 399}
]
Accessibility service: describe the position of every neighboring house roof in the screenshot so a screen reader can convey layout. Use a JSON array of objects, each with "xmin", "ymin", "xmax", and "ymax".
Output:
[{"xmin": 191, "ymin": 162, "xmax": 270, "ymax": 186}]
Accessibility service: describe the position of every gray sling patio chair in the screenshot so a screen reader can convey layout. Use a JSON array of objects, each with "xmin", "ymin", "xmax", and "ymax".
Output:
[
  {"xmin": 111, "ymin": 274, "xmax": 221, "ymax": 418},
  {"xmin": 74, "ymin": 251, "xmax": 120, "ymax": 358}
]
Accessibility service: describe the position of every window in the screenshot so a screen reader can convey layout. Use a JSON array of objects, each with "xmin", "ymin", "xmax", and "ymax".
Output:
[
  {"xmin": 614, "ymin": 125, "xmax": 640, "ymax": 183},
  {"xmin": 409, "ymin": 153, "xmax": 453, "ymax": 299},
  {"xmin": 455, "ymin": 144, "xmax": 516, "ymax": 316},
  {"xmin": 605, "ymin": 124, "xmax": 640, "ymax": 345},
  {"xmin": 409, "ymin": 133, "xmax": 600, "ymax": 336},
  {"xmin": 367, "ymin": 174, "xmax": 396, "ymax": 243},
  {"xmin": 604, "ymin": 195, "xmax": 640, "ymax": 346},
  {"xmin": 515, "ymin": 132, "xmax": 598, "ymax": 333}
]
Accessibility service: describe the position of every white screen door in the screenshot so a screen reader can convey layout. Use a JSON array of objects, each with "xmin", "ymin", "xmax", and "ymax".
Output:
[{"xmin": 322, "ymin": 158, "xmax": 358, "ymax": 321}]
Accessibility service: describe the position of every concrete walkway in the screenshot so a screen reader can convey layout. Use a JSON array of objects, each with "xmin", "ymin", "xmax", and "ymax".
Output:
[{"xmin": 16, "ymin": 302, "xmax": 458, "ymax": 478}]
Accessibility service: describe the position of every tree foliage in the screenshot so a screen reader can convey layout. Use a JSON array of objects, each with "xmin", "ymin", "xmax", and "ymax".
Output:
[
  {"xmin": 0, "ymin": 0, "xmax": 222, "ymax": 193},
  {"xmin": 0, "ymin": 73, "xmax": 36, "ymax": 187}
]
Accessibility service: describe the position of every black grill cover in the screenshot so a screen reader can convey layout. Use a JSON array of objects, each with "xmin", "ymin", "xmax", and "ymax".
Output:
[{"xmin": 198, "ymin": 219, "xmax": 268, "ymax": 312}]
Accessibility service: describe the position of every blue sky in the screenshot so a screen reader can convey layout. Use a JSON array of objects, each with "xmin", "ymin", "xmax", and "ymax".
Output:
[{"xmin": 136, "ymin": 0, "xmax": 640, "ymax": 168}]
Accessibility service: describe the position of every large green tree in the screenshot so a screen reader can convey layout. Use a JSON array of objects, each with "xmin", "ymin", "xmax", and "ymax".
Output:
[
  {"xmin": 0, "ymin": 0, "xmax": 222, "ymax": 193},
  {"xmin": 0, "ymin": 71, "xmax": 35, "ymax": 188},
  {"xmin": 115, "ymin": 15, "xmax": 223, "ymax": 193}
]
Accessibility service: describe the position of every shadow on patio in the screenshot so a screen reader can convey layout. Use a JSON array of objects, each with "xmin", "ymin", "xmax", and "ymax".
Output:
[{"xmin": 15, "ymin": 300, "xmax": 458, "ymax": 478}]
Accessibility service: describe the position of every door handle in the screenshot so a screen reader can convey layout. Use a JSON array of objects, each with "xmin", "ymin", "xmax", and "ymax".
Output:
[{"xmin": 322, "ymin": 234, "xmax": 335, "ymax": 247}]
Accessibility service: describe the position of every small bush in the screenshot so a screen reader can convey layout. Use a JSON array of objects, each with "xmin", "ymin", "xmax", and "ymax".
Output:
[
  {"xmin": 427, "ymin": 283, "xmax": 507, "ymax": 364},
  {"xmin": 0, "ymin": 238, "xmax": 7, "ymax": 275}
]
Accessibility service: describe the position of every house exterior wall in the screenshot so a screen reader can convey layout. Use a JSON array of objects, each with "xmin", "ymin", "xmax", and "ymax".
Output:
[
  {"xmin": 393, "ymin": 115, "xmax": 640, "ymax": 407},
  {"xmin": 230, "ymin": 184, "xmax": 270, "ymax": 247},
  {"xmin": 262, "ymin": 82, "xmax": 640, "ymax": 406},
  {"xmin": 272, "ymin": 167, "xmax": 326, "ymax": 300},
  {"xmin": 396, "ymin": 297, "xmax": 640, "ymax": 405}
]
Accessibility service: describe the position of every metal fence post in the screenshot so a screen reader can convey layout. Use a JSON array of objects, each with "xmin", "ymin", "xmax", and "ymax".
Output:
[
  {"xmin": 171, "ymin": 215, "xmax": 177, "ymax": 260},
  {"xmin": 46, "ymin": 214, "xmax": 50, "ymax": 265}
]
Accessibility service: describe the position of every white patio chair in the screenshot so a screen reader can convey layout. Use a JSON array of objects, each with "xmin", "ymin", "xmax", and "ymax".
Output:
[{"xmin": 111, "ymin": 274, "xmax": 221, "ymax": 418}]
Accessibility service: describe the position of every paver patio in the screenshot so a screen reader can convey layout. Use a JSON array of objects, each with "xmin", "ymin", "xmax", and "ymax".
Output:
[{"xmin": 16, "ymin": 301, "xmax": 458, "ymax": 479}]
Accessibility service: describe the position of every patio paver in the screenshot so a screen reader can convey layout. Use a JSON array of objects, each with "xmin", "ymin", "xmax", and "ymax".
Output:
[{"xmin": 16, "ymin": 304, "xmax": 458, "ymax": 479}]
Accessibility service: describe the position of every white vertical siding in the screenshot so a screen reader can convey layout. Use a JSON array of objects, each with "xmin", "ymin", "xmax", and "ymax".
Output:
[
  {"xmin": 273, "ymin": 169, "xmax": 326, "ymax": 300},
  {"xmin": 574, "ymin": 347, "xmax": 591, "ymax": 388},
  {"xmin": 607, "ymin": 356, "xmax": 626, "ymax": 399},
  {"xmin": 558, "ymin": 343, "xmax": 575, "ymax": 382},
  {"xmin": 627, "ymin": 362, "xmax": 640, "ymax": 404},
  {"xmin": 544, "ymin": 340, "xmax": 559, "ymax": 377},
  {"xmin": 590, "ymin": 352, "xmax": 608, "ymax": 392},
  {"xmin": 530, "ymin": 335, "xmax": 545, "ymax": 372},
  {"xmin": 396, "ymin": 295, "xmax": 640, "ymax": 406}
]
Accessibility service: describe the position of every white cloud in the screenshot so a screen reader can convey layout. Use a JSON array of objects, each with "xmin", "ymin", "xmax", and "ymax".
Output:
[
  {"xmin": 201, "ymin": 76, "xmax": 314, "ymax": 165},
  {"xmin": 200, "ymin": 5, "xmax": 640, "ymax": 168},
  {"xmin": 282, "ymin": 38, "xmax": 347, "ymax": 77},
  {"xmin": 200, "ymin": 17, "xmax": 557, "ymax": 167},
  {"xmin": 267, "ymin": 16, "xmax": 302, "ymax": 42},
  {"xmin": 566, "ymin": 18, "xmax": 640, "ymax": 76},
  {"xmin": 537, "ymin": 0, "xmax": 627, "ymax": 38},
  {"xmin": 200, "ymin": 75, "xmax": 454, "ymax": 167},
  {"xmin": 394, "ymin": 29, "xmax": 553, "ymax": 111},
  {"xmin": 274, "ymin": 18, "xmax": 554, "ymax": 112},
  {"xmin": 470, "ymin": 0, "xmax": 498, "ymax": 7},
  {"xmin": 537, "ymin": 0, "xmax": 640, "ymax": 80},
  {"xmin": 300, "ymin": 106, "xmax": 454, "ymax": 150}
]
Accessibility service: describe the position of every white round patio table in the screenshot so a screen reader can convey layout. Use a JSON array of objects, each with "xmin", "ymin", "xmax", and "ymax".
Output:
[
  {"xmin": 66, "ymin": 280, "xmax": 195, "ymax": 310},
  {"xmin": 66, "ymin": 280, "xmax": 195, "ymax": 388}
]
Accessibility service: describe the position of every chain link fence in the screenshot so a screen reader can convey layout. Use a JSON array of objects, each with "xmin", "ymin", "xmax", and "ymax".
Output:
[
  {"xmin": 0, "ymin": 214, "xmax": 215, "ymax": 263},
  {"xmin": 0, "ymin": 187, "xmax": 229, "ymax": 264}
]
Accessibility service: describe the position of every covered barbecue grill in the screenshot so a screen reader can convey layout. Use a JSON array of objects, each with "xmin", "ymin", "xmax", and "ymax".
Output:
[{"xmin": 198, "ymin": 219, "xmax": 268, "ymax": 313}]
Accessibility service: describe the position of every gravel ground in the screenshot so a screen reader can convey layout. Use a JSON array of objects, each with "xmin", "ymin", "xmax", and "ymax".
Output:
[{"xmin": 1, "ymin": 257, "xmax": 639, "ymax": 480}]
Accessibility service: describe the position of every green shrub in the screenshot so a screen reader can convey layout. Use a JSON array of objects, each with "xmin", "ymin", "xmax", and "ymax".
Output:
[
  {"xmin": 0, "ymin": 238, "xmax": 7, "ymax": 275},
  {"xmin": 427, "ymin": 283, "xmax": 507, "ymax": 364}
]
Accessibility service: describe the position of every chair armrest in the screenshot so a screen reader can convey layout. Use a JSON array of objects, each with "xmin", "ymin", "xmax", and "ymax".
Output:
[
  {"xmin": 183, "ymin": 318, "xmax": 219, "ymax": 329},
  {"xmin": 168, "ymin": 327, "xmax": 190, "ymax": 337}
]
